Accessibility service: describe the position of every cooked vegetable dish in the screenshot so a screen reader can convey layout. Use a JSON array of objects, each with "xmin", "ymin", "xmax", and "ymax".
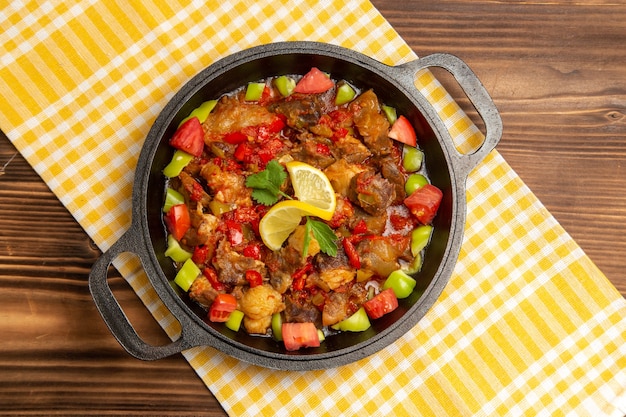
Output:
[{"xmin": 162, "ymin": 67, "xmax": 442, "ymax": 351}]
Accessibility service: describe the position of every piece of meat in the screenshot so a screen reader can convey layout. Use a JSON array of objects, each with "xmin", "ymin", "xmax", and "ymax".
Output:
[
  {"xmin": 213, "ymin": 239, "xmax": 267, "ymax": 286},
  {"xmin": 188, "ymin": 274, "xmax": 219, "ymax": 308},
  {"xmin": 200, "ymin": 162, "xmax": 252, "ymax": 207},
  {"xmin": 324, "ymin": 159, "xmax": 367, "ymax": 198},
  {"xmin": 357, "ymin": 235, "xmax": 410, "ymax": 278},
  {"xmin": 314, "ymin": 246, "xmax": 355, "ymax": 290},
  {"xmin": 348, "ymin": 169, "xmax": 396, "ymax": 216},
  {"xmin": 327, "ymin": 196, "xmax": 355, "ymax": 230},
  {"xmin": 378, "ymin": 156, "xmax": 406, "ymax": 204},
  {"xmin": 202, "ymin": 95, "xmax": 277, "ymax": 140},
  {"xmin": 284, "ymin": 292, "xmax": 322, "ymax": 326},
  {"xmin": 348, "ymin": 207, "xmax": 387, "ymax": 236},
  {"xmin": 350, "ymin": 90, "xmax": 392, "ymax": 156},
  {"xmin": 178, "ymin": 171, "xmax": 212, "ymax": 207},
  {"xmin": 289, "ymin": 133, "xmax": 336, "ymax": 169},
  {"xmin": 186, "ymin": 205, "xmax": 219, "ymax": 246},
  {"xmin": 265, "ymin": 245, "xmax": 305, "ymax": 294},
  {"xmin": 332, "ymin": 135, "xmax": 372, "ymax": 164},
  {"xmin": 321, "ymin": 282, "xmax": 368, "ymax": 326},
  {"xmin": 180, "ymin": 201, "xmax": 220, "ymax": 249},
  {"xmin": 269, "ymin": 94, "xmax": 329, "ymax": 130}
]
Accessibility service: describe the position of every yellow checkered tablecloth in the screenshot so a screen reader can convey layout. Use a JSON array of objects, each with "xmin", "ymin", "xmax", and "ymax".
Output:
[{"xmin": 1, "ymin": 1, "xmax": 625, "ymax": 416}]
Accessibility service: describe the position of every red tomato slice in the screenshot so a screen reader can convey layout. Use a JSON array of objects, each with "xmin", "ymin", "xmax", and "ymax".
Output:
[
  {"xmin": 164, "ymin": 203, "xmax": 191, "ymax": 241},
  {"xmin": 294, "ymin": 67, "xmax": 334, "ymax": 94},
  {"xmin": 363, "ymin": 288, "xmax": 399, "ymax": 319},
  {"xmin": 403, "ymin": 184, "xmax": 443, "ymax": 225},
  {"xmin": 281, "ymin": 322, "xmax": 320, "ymax": 351},
  {"xmin": 209, "ymin": 293, "xmax": 237, "ymax": 322},
  {"xmin": 388, "ymin": 115, "xmax": 417, "ymax": 147},
  {"xmin": 170, "ymin": 117, "xmax": 204, "ymax": 156}
]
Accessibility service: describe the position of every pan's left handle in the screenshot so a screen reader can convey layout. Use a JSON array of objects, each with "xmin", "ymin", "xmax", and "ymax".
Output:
[{"xmin": 89, "ymin": 226, "xmax": 193, "ymax": 360}]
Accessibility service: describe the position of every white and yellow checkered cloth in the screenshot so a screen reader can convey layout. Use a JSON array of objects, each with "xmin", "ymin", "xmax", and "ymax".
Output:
[{"xmin": 1, "ymin": 1, "xmax": 625, "ymax": 416}]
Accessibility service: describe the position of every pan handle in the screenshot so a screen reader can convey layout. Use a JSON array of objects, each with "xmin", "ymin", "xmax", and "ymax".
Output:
[
  {"xmin": 89, "ymin": 225, "xmax": 196, "ymax": 360},
  {"xmin": 398, "ymin": 54, "xmax": 502, "ymax": 176}
]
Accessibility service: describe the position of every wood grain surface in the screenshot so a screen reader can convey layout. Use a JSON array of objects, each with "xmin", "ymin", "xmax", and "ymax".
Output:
[{"xmin": 1, "ymin": 1, "xmax": 624, "ymax": 415}]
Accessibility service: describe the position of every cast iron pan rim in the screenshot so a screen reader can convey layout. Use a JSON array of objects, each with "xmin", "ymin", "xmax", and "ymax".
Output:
[{"xmin": 133, "ymin": 41, "xmax": 467, "ymax": 368}]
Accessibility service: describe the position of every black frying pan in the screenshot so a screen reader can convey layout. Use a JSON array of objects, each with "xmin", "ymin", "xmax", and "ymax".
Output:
[{"xmin": 89, "ymin": 41, "xmax": 501, "ymax": 370}]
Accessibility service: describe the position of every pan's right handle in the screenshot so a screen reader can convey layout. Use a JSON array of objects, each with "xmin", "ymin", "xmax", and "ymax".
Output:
[
  {"xmin": 89, "ymin": 227, "xmax": 192, "ymax": 360},
  {"xmin": 398, "ymin": 53, "xmax": 503, "ymax": 177}
]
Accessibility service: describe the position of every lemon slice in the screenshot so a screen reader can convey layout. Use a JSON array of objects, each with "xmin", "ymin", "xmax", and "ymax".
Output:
[
  {"xmin": 286, "ymin": 161, "xmax": 337, "ymax": 217},
  {"xmin": 259, "ymin": 200, "xmax": 330, "ymax": 251}
]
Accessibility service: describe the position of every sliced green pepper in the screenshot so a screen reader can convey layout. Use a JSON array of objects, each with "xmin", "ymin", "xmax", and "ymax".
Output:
[
  {"xmin": 382, "ymin": 105, "xmax": 397, "ymax": 124},
  {"xmin": 383, "ymin": 270, "xmax": 416, "ymax": 299},
  {"xmin": 245, "ymin": 82, "xmax": 266, "ymax": 101},
  {"xmin": 331, "ymin": 307, "xmax": 371, "ymax": 332},
  {"xmin": 174, "ymin": 258, "xmax": 200, "ymax": 292},
  {"xmin": 411, "ymin": 225, "xmax": 433, "ymax": 256},
  {"xmin": 208, "ymin": 200, "xmax": 233, "ymax": 217},
  {"xmin": 402, "ymin": 146, "xmax": 424, "ymax": 172},
  {"xmin": 163, "ymin": 150, "xmax": 194, "ymax": 178},
  {"xmin": 225, "ymin": 309, "xmax": 245, "ymax": 332},
  {"xmin": 403, "ymin": 252, "xmax": 423, "ymax": 274},
  {"xmin": 317, "ymin": 329, "xmax": 325, "ymax": 342},
  {"xmin": 405, "ymin": 173, "xmax": 429, "ymax": 195},
  {"xmin": 271, "ymin": 312, "xmax": 283, "ymax": 341},
  {"xmin": 335, "ymin": 83, "xmax": 356, "ymax": 105},
  {"xmin": 163, "ymin": 188, "xmax": 185, "ymax": 213},
  {"xmin": 164, "ymin": 234, "xmax": 192, "ymax": 263},
  {"xmin": 275, "ymin": 75, "xmax": 296, "ymax": 97},
  {"xmin": 179, "ymin": 99, "xmax": 217, "ymax": 126}
]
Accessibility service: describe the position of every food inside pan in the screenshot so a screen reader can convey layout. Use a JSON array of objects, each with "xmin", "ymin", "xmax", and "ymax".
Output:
[{"xmin": 161, "ymin": 67, "xmax": 441, "ymax": 351}]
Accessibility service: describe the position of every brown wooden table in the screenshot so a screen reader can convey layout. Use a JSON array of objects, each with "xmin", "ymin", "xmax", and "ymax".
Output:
[{"xmin": 1, "ymin": 1, "xmax": 624, "ymax": 415}]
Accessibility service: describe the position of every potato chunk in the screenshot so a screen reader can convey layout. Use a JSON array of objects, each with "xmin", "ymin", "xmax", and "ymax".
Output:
[{"xmin": 240, "ymin": 285, "xmax": 285, "ymax": 320}]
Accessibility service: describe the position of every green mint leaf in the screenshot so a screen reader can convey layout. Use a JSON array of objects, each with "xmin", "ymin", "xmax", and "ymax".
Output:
[
  {"xmin": 245, "ymin": 160, "xmax": 287, "ymax": 205},
  {"xmin": 308, "ymin": 218, "xmax": 338, "ymax": 257}
]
